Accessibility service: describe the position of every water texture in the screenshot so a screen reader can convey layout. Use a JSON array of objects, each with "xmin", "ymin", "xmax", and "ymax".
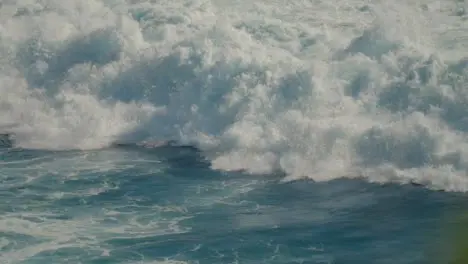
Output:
[{"xmin": 2, "ymin": 0, "xmax": 468, "ymax": 263}]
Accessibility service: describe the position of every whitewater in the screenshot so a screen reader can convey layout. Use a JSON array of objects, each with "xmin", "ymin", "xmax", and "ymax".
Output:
[{"xmin": 2, "ymin": 0, "xmax": 468, "ymax": 263}]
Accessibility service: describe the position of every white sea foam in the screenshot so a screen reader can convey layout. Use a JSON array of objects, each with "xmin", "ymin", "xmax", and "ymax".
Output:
[{"xmin": 2, "ymin": 0, "xmax": 468, "ymax": 191}]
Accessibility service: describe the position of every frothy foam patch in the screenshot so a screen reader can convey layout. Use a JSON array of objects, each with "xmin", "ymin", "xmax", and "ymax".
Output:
[
  {"xmin": 0, "ymin": 149, "xmax": 193, "ymax": 263},
  {"xmin": 2, "ymin": 0, "xmax": 468, "ymax": 190}
]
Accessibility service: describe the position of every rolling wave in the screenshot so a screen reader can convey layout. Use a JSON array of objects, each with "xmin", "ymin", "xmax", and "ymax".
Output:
[{"xmin": 2, "ymin": 0, "xmax": 468, "ymax": 191}]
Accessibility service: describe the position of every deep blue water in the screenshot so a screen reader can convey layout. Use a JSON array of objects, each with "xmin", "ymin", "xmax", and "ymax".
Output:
[{"xmin": 2, "ymin": 146, "xmax": 468, "ymax": 264}]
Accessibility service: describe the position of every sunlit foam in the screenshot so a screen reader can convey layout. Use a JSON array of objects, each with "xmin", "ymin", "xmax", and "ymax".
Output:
[{"xmin": 1, "ymin": 0, "xmax": 468, "ymax": 192}]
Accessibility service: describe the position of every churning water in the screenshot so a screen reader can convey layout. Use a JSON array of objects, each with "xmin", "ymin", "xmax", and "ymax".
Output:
[{"xmin": 2, "ymin": 0, "xmax": 468, "ymax": 263}]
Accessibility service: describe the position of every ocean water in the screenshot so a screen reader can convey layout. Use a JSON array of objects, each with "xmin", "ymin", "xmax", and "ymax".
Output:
[{"xmin": 2, "ymin": 0, "xmax": 468, "ymax": 263}]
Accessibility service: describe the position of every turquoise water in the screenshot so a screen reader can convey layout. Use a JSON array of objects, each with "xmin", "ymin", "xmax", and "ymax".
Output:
[
  {"xmin": 3, "ymin": 0, "xmax": 468, "ymax": 263},
  {"xmin": 1, "ymin": 146, "xmax": 467, "ymax": 263}
]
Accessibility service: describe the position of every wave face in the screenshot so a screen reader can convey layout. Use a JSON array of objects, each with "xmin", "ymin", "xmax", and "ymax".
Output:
[{"xmin": 2, "ymin": 0, "xmax": 468, "ymax": 191}]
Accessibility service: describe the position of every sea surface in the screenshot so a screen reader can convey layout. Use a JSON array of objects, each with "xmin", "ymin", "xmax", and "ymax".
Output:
[{"xmin": 2, "ymin": 0, "xmax": 468, "ymax": 263}]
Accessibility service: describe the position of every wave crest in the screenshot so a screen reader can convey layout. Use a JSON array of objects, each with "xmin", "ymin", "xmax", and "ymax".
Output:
[{"xmin": 2, "ymin": 0, "xmax": 468, "ymax": 191}]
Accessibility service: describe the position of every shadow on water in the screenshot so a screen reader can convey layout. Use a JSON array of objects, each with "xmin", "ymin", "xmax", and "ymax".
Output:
[
  {"xmin": 113, "ymin": 141, "xmax": 212, "ymax": 170},
  {"xmin": 15, "ymin": 28, "xmax": 121, "ymax": 93}
]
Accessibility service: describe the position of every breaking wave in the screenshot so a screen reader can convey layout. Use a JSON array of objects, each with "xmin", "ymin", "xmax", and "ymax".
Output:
[{"xmin": 2, "ymin": 0, "xmax": 468, "ymax": 191}]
